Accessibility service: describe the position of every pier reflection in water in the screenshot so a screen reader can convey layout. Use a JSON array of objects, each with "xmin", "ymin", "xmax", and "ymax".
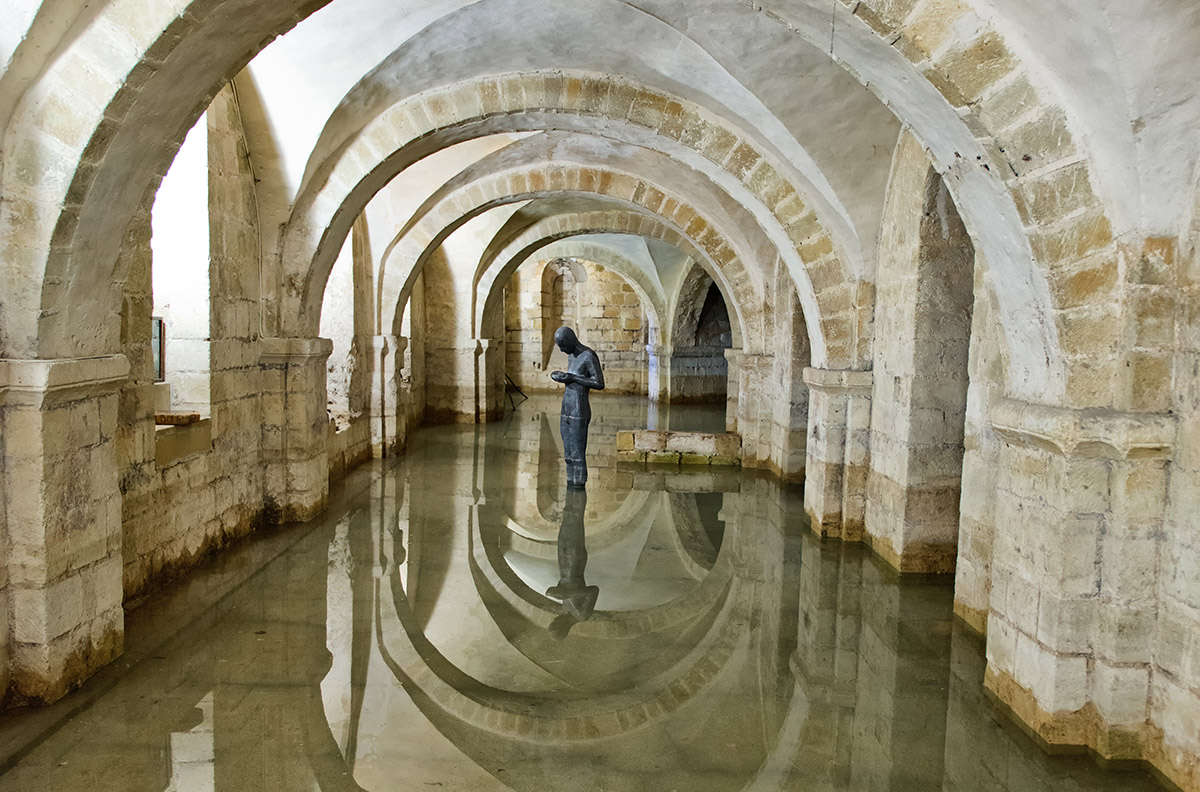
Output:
[{"xmin": 0, "ymin": 396, "xmax": 1166, "ymax": 791}]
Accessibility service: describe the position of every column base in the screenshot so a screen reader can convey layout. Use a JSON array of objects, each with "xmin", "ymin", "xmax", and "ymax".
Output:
[
  {"xmin": 864, "ymin": 532, "xmax": 958, "ymax": 574},
  {"xmin": 7, "ymin": 609, "xmax": 123, "ymax": 706},
  {"xmin": 984, "ymin": 664, "xmax": 1199, "ymax": 792}
]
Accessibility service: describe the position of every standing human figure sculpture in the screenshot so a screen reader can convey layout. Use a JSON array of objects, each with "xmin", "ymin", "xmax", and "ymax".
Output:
[{"xmin": 550, "ymin": 326, "xmax": 605, "ymax": 488}]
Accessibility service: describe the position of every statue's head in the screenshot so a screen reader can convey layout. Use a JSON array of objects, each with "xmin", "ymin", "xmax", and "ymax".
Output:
[{"xmin": 554, "ymin": 326, "xmax": 579, "ymax": 354}]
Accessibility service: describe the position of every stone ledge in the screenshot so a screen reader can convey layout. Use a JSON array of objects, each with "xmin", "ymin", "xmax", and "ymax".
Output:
[
  {"xmin": 155, "ymin": 419, "xmax": 213, "ymax": 468},
  {"xmin": 990, "ymin": 398, "xmax": 1175, "ymax": 459},
  {"xmin": 258, "ymin": 337, "xmax": 333, "ymax": 366},
  {"xmin": 0, "ymin": 355, "xmax": 129, "ymax": 407},
  {"xmin": 802, "ymin": 366, "xmax": 873, "ymax": 393},
  {"xmin": 616, "ymin": 430, "xmax": 741, "ymax": 467}
]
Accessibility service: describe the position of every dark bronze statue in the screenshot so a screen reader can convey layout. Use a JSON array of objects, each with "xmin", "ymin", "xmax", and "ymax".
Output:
[
  {"xmin": 545, "ymin": 487, "xmax": 598, "ymax": 638},
  {"xmin": 549, "ymin": 326, "xmax": 604, "ymax": 488}
]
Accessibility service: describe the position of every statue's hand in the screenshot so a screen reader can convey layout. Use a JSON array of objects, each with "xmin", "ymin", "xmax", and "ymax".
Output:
[{"xmin": 550, "ymin": 370, "xmax": 569, "ymax": 383}]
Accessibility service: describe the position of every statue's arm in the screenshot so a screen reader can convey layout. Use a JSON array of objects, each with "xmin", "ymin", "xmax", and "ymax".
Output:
[{"xmin": 578, "ymin": 350, "xmax": 605, "ymax": 390}]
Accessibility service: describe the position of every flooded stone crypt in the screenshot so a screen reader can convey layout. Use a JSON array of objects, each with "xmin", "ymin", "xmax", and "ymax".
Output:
[{"xmin": 0, "ymin": 398, "xmax": 1170, "ymax": 791}]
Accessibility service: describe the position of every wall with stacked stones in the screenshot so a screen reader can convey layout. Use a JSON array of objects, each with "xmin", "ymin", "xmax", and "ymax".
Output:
[
  {"xmin": 504, "ymin": 257, "xmax": 649, "ymax": 396},
  {"xmin": 1155, "ymin": 178, "xmax": 1200, "ymax": 785},
  {"xmin": 1, "ymin": 2, "xmax": 1199, "ymax": 785},
  {"xmin": 865, "ymin": 131, "xmax": 974, "ymax": 574},
  {"xmin": 668, "ymin": 266, "xmax": 731, "ymax": 404},
  {"xmin": 119, "ymin": 85, "xmax": 271, "ymax": 602}
]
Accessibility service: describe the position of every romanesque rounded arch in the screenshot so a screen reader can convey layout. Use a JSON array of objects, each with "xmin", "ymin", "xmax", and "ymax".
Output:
[
  {"xmin": 473, "ymin": 210, "xmax": 748, "ymax": 353},
  {"xmin": 276, "ymin": 73, "xmax": 853, "ymax": 364},
  {"xmin": 0, "ymin": 0, "xmax": 1123, "ymax": 407},
  {"xmin": 371, "ymin": 151, "xmax": 778, "ymax": 353},
  {"xmin": 524, "ymin": 240, "xmax": 668, "ymax": 344},
  {"xmin": 669, "ymin": 262, "xmax": 722, "ymax": 352}
]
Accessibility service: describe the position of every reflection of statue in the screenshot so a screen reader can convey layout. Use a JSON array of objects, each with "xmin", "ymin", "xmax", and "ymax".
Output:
[
  {"xmin": 549, "ymin": 326, "xmax": 605, "ymax": 488},
  {"xmin": 545, "ymin": 488, "xmax": 599, "ymax": 638}
]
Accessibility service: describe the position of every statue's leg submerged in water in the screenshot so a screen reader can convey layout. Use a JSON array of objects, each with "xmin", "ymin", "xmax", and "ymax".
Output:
[{"xmin": 560, "ymin": 414, "xmax": 590, "ymax": 487}]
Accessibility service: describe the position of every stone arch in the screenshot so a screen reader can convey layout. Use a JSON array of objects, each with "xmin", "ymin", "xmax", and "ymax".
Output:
[
  {"xmin": 530, "ymin": 239, "xmax": 667, "ymax": 344},
  {"xmin": 670, "ymin": 263, "xmax": 719, "ymax": 350},
  {"xmin": 473, "ymin": 210, "xmax": 748, "ymax": 354},
  {"xmin": 865, "ymin": 131, "xmax": 976, "ymax": 574},
  {"xmin": 277, "ymin": 73, "xmax": 854, "ymax": 365},
  {"xmin": 667, "ymin": 263, "xmax": 734, "ymax": 405},
  {"xmin": 1, "ymin": 0, "xmax": 1114, "ymax": 409},
  {"xmin": 372, "ymin": 157, "xmax": 770, "ymax": 353},
  {"xmin": 539, "ymin": 258, "xmax": 583, "ymax": 368}
]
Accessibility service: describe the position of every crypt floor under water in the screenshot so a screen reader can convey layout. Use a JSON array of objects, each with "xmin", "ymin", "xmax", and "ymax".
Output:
[{"xmin": 0, "ymin": 395, "xmax": 1171, "ymax": 791}]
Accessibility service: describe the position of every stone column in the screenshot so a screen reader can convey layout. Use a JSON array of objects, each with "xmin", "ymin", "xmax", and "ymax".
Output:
[
  {"xmin": 476, "ymin": 338, "xmax": 505, "ymax": 422},
  {"xmin": 424, "ymin": 343, "xmax": 477, "ymax": 423},
  {"xmin": 984, "ymin": 399, "xmax": 1173, "ymax": 761},
  {"xmin": 724, "ymin": 348, "xmax": 742, "ymax": 433},
  {"xmin": 368, "ymin": 335, "xmax": 403, "ymax": 457},
  {"xmin": 734, "ymin": 352, "xmax": 774, "ymax": 469},
  {"xmin": 259, "ymin": 338, "xmax": 333, "ymax": 523},
  {"xmin": 803, "ymin": 367, "xmax": 872, "ymax": 540},
  {"xmin": 646, "ymin": 343, "xmax": 670, "ymax": 404},
  {"xmin": 0, "ymin": 355, "xmax": 129, "ymax": 703}
]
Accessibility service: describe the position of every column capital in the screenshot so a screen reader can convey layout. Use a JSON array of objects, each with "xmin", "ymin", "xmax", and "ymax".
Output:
[
  {"xmin": 802, "ymin": 366, "xmax": 872, "ymax": 394},
  {"xmin": 990, "ymin": 398, "xmax": 1174, "ymax": 460},
  {"xmin": 259, "ymin": 337, "xmax": 333, "ymax": 366},
  {"xmin": 0, "ymin": 355, "xmax": 129, "ymax": 408}
]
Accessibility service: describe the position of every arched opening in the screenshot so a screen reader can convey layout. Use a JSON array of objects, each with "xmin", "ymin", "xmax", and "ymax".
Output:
[
  {"xmin": 669, "ymin": 266, "xmax": 733, "ymax": 408},
  {"xmin": 866, "ymin": 131, "xmax": 975, "ymax": 574},
  {"xmin": 504, "ymin": 256, "xmax": 650, "ymax": 397},
  {"xmin": 150, "ymin": 112, "xmax": 211, "ymax": 418}
]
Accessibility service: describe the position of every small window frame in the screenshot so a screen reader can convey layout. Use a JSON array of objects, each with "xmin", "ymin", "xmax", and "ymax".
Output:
[{"xmin": 151, "ymin": 316, "xmax": 166, "ymax": 383}]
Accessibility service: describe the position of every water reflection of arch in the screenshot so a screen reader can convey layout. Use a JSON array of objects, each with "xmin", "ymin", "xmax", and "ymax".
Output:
[
  {"xmin": 372, "ymin": 495, "xmax": 750, "ymax": 745},
  {"xmin": 472, "ymin": 490, "xmax": 736, "ymax": 636},
  {"xmin": 376, "ymin": 558, "xmax": 745, "ymax": 742},
  {"xmin": 665, "ymin": 491, "xmax": 725, "ymax": 580}
]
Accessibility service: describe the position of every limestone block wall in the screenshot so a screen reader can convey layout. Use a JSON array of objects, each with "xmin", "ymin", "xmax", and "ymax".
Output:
[
  {"xmin": 424, "ymin": 210, "xmax": 517, "ymax": 423},
  {"xmin": 952, "ymin": 267, "xmax": 1007, "ymax": 635},
  {"xmin": 803, "ymin": 368, "xmax": 873, "ymax": 541},
  {"xmin": 0, "ymin": 355, "xmax": 128, "ymax": 704},
  {"xmin": 865, "ymin": 135, "xmax": 974, "ymax": 574},
  {"xmin": 768, "ymin": 262, "xmax": 810, "ymax": 482},
  {"xmin": 505, "ymin": 258, "xmax": 649, "ymax": 395},
  {"xmin": 669, "ymin": 268, "xmax": 731, "ymax": 404},
  {"xmin": 400, "ymin": 273, "xmax": 428, "ymax": 439},
  {"xmin": 1158, "ymin": 212, "xmax": 1200, "ymax": 786},
  {"xmin": 119, "ymin": 86, "xmax": 270, "ymax": 599},
  {"xmin": 0, "ymin": 457, "xmax": 7, "ymax": 701}
]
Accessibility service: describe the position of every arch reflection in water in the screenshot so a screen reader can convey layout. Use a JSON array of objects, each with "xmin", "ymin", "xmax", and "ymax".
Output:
[
  {"xmin": 544, "ymin": 488, "xmax": 600, "ymax": 637},
  {"xmin": 0, "ymin": 397, "xmax": 1169, "ymax": 792}
]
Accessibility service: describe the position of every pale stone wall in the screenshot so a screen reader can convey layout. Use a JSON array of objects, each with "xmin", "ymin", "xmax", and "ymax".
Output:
[
  {"xmin": 424, "ymin": 212, "xmax": 514, "ymax": 423},
  {"xmin": 505, "ymin": 258, "xmax": 649, "ymax": 396},
  {"xmin": 952, "ymin": 264, "xmax": 1008, "ymax": 635},
  {"xmin": 0, "ymin": 438, "xmax": 7, "ymax": 701},
  {"xmin": 1156, "ymin": 188, "xmax": 1200, "ymax": 785},
  {"xmin": 669, "ymin": 266, "xmax": 730, "ymax": 404},
  {"xmin": 121, "ymin": 85, "xmax": 270, "ymax": 600},
  {"xmin": 151, "ymin": 113, "xmax": 211, "ymax": 416},
  {"xmin": 865, "ymin": 132, "xmax": 974, "ymax": 573},
  {"xmin": 401, "ymin": 274, "xmax": 427, "ymax": 439},
  {"xmin": 323, "ymin": 216, "xmax": 373, "ymax": 476},
  {"xmin": 767, "ymin": 260, "xmax": 810, "ymax": 482}
]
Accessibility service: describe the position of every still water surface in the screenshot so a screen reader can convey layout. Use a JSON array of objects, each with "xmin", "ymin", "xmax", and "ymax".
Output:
[{"xmin": 0, "ymin": 396, "xmax": 1168, "ymax": 791}]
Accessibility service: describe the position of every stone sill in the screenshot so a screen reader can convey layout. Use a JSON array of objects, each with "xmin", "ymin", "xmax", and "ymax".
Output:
[
  {"xmin": 615, "ymin": 429, "xmax": 741, "ymax": 467},
  {"xmin": 155, "ymin": 419, "xmax": 213, "ymax": 468}
]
